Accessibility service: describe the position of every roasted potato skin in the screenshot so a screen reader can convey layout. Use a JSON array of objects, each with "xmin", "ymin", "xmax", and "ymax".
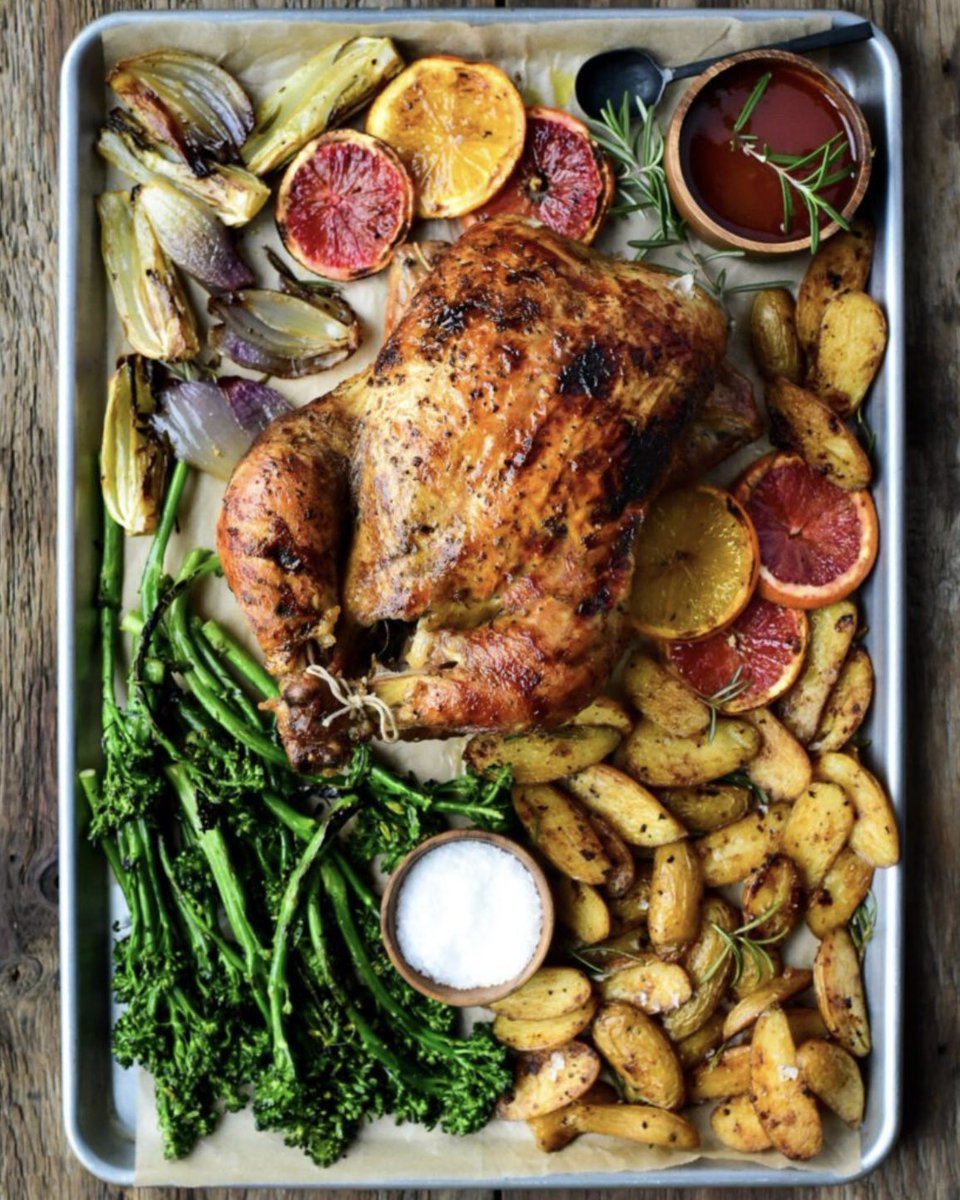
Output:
[
  {"xmin": 778, "ymin": 601, "xmax": 858, "ymax": 744},
  {"xmin": 553, "ymin": 876, "xmax": 611, "ymax": 945},
  {"xmin": 806, "ymin": 846, "xmax": 874, "ymax": 937},
  {"xmin": 662, "ymin": 897, "xmax": 738, "ymax": 1041},
  {"xmin": 493, "ymin": 996, "xmax": 598, "ymax": 1051},
  {"xmin": 766, "ymin": 376, "xmax": 872, "ymax": 490},
  {"xmin": 658, "ymin": 783, "xmax": 752, "ymax": 834},
  {"xmin": 465, "ymin": 725, "xmax": 621, "ymax": 784},
  {"xmin": 490, "ymin": 967, "xmax": 593, "ymax": 1021},
  {"xmin": 814, "ymin": 751, "xmax": 899, "ymax": 867},
  {"xmin": 617, "ymin": 717, "xmax": 760, "ymax": 789},
  {"xmin": 593, "ymin": 1000, "xmax": 686, "ymax": 1110},
  {"xmin": 782, "ymin": 780, "xmax": 855, "ymax": 890},
  {"xmin": 809, "ymin": 290, "xmax": 888, "ymax": 417},
  {"xmin": 797, "ymin": 1038, "xmax": 865, "ymax": 1127},
  {"xmin": 496, "ymin": 1040, "xmax": 601, "ymax": 1120},
  {"xmin": 711, "ymin": 1095, "xmax": 773, "ymax": 1151},
  {"xmin": 512, "ymin": 783, "xmax": 611, "ymax": 884},
  {"xmin": 740, "ymin": 853, "xmax": 803, "ymax": 940},
  {"xmin": 622, "ymin": 650, "xmax": 710, "ymax": 736},
  {"xmin": 648, "ymin": 840, "xmax": 703, "ymax": 961},
  {"xmin": 814, "ymin": 927, "xmax": 871, "ymax": 1057},
  {"xmin": 695, "ymin": 803, "xmax": 791, "ymax": 887},
  {"xmin": 751, "ymin": 289, "xmax": 802, "ymax": 382},
  {"xmin": 744, "ymin": 707, "xmax": 812, "ymax": 802},
  {"xmin": 810, "ymin": 645, "xmax": 874, "ymax": 754},
  {"xmin": 750, "ymin": 1005, "xmax": 823, "ymax": 1160},
  {"xmin": 564, "ymin": 764, "xmax": 686, "ymax": 847},
  {"xmin": 796, "ymin": 217, "xmax": 875, "ymax": 360}
]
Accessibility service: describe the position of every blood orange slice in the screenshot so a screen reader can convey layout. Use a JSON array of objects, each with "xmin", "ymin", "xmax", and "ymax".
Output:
[
  {"xmin": 366, "ymin": 56, "xmax": 526, "ymax": 218},
  {"xmin": 629, "ymin": 485, "xmax": 760, "ymax": 641},
  {"xmin": 468, "ymin": 106, "xmax": 615, "ymax": 243},
  {"xmin": 276, "ymin": 130, "xmax": 413, "ymax": 281},
  {"xmin": 664, "ymin": 595, "xmax": 809, "ymax": 713},
  {"xmin": 734, "ymin": 453, "xmax": 878, "ymax": 609}
]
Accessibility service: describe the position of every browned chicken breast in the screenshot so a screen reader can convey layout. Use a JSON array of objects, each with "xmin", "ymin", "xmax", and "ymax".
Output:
[{"xmin": 217, "ymin": 216, "xmax": 727, "ymax": 769}]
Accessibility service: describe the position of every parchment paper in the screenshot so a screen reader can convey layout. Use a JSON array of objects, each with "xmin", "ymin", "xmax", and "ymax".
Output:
[{"xmin": 95, "ymin": 11, "xmax": 864, "ymax": 1186}]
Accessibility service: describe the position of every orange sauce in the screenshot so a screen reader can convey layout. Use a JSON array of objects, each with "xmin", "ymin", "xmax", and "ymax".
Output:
[{"xmin": 680, "ymin": 61, "xmax": 857, "ymax": 243}]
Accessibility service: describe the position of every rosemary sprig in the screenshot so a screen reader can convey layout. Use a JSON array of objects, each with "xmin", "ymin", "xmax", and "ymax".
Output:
[
  {"xmin": 700, "ymin": 900, "xmax": 787, "ymax": 986},
  {"xmin": 720, "ymin": 770, "xmax": 770, "ymax": 809},
  {"xmin": 729, "ymin": 72, "xmax": 854, "ymax": 254},
  {"xmin": 849, "ymin": 891, "xmax": 877, "ymax": 960},
  {"xmin": 595, "ymin": 93, "xmax": 793, "ymax": 301},
  {"xmin": 698, "ymin": 665, "xmax": 752, "ymax": 741}
]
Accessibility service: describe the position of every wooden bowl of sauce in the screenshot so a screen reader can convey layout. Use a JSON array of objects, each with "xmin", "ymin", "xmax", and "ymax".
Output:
[{"xmin": 665, "ymin": 50, "xmax": 872, "ymax": 255}]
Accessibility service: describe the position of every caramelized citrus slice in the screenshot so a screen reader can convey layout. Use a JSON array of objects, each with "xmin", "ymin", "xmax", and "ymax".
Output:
[
  {"xmin": 664, "ymin": 595, "xmax": 809, "ymax": 712},
  {"xmin": 629, "ymin": 485, "xmax": 760, "ymax": 641},
  {"xmin": 365, "ymin": 55, "xmax": 526, "ymax": 219},
  {"xmin": 734, "ymin": 452, "xmax": 879, "ymax": 609},
  {"xmin": 276, "ymin": 130, "xmax": 413, "ymax": 281},
  {"xmin": 469, "ymin": 106, "xmax": 614, "ymax": 243}
]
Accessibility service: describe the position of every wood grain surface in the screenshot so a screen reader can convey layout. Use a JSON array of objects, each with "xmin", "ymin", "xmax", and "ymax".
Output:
[{"xmin": 1, "ymin": 0, "xmax": 957, "ymax": 1196}]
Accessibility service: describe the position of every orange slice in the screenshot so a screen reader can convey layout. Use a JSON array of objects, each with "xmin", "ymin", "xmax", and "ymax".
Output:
[
  {"xmin": 734, "ymin": 452, "xmax": 878, "ymax": 609},
  {"xmin": 664, "ymin": 595, "xmax": 809, "ymax": 712},
  {"xmin": 365, "ymin": 55, "xmax": 526, "ymax": 219},
  {"xmin": 468, "ymin": 106, "xmax": 615, "ymax": 243},
  {"xmin": 276, "ymin": 131, "xmax": 414, "ymax": 281},
  {"xmin": 629, "ymin": 485, "xmax": 760, "ymax": 641}
]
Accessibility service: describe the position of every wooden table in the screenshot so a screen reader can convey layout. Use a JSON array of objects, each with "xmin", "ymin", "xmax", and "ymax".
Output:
[{"xmin": 3, "ymin": 0, "xmax": 956, "ymax": 1195}]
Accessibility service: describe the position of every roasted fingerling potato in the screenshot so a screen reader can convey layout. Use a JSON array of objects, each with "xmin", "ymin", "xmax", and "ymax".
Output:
[
  {"xmin": 648, "ymin": 841, "xmax": 704, "ymax": 961},
  {"xmin": 466, "ymin": 725, "xmax": 622, "ymax": 783},
  {"xmin": 810, "ymin": 645, "xmax": 874, "ymax": 754},
  {"xmin": 512, "ymin": 783, "xmax": 612, "ymax": 884},
  {"xmin": 750, "ymin": 1005, "xmax": 823, "ymax": 1160},
  {"xmin": 496, "ymin": 1040, "xmax": 602, "ymax": 1120},
  {"xmin": 750, "ymin": 288, "xmax": 802, "ymax": 382},
  {"xmin": 778, "ymin": 601, "xmax": 858, "ymax": 744},
  {"xmin": 744, "ymin": 707, "xmax": 812, "ymax": 802},
  {"xmin": 490, "ymin": 967, "xmax": 593, "ymax": 1021},
  {"xmin": 740, "ymin": 854, "xmax": 804, "ymax": 941},
  {"xmin": 622, "ymin": 650, "xmax": 710, "ymax": 736},
  {"xmin": 592, "ymin": 1000, "xmax": 686, "ymax": 1110},
  {"xmin": 657, "ymin": 782, "xmax": 752, "ymax": 834},
  {"xmin": 796, "ymin": 217, "xmax": 875, "ymax": 360},
  {"xmin": 617, "ymin": 717, "xmax": 760, "ymax": 789},
  {"xmin": 765, "ymin": 376, "xmax": 872, "ymax": 490},
  {"xmin": 809, "ymin": 290, "xmax": 888, "ymax": 418},
  {"xmin": 553, "ymin": 875, "xmax": 611, "ymax": 945},
  {"xmin": 564, "ymin": 763, "xmax": 687, "ymax": 847}
]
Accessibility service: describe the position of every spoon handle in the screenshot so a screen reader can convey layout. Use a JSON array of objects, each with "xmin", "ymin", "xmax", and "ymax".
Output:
[{"xmin": 670, "ymin": 20, "xmax": 875, "ymax": 83}]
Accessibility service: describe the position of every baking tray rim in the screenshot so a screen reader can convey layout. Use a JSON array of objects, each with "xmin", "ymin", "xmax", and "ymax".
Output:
[{"xmin": 58, "ymin": 6, "xmax": 904, "ymax": 1188}]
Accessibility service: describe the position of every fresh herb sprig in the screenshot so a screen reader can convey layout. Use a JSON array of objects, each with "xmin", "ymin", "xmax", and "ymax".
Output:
[
  {"xmin": 849, "ymin": 890, "xmax": 878, "ymax": 960},
  {"xmin": 594, "ymin": 94, "xmax": 789, "ymax": 301},
  {"xmin": 729, "ymin": 71, "xmax": 854, "ymax": 254},
  {"xmin": 698, "ymin": 665, "xmax": 753, "ymax": 742},
  {"xmin": 700, "ymin": 900, "xmax": 787, "ymax": 986}
]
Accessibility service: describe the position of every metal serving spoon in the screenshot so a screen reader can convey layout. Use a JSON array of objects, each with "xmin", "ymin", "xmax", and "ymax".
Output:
[{"xmin": 574, "ymin": 21, "xmax": 874, "ymax": 118}]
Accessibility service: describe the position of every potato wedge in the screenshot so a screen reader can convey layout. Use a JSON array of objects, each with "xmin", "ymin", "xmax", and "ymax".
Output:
[
  {"xmin": 675, "ymin": 1011, "xmax": 727, "ymax": 1069},
  {"xmin": 607, "ymin": 868, "xmax": 653, "ymax": 933},
  {"xmin": 750, "ymin": 1005, "xmax": 823, "ymax": 1160},
  {"xmin": 658, "ymin": 783, "xmax": 752, "ymax": 833},
  {"xmin": 525, "ymin": 1082, "xmax": 616, "ymax": 1150},
  {"xmin": 731, "ymin": 945, "xmax": 782, "ymax": 1001},
  {"xmin": 813, "ymin": 927, "xmax": 871, "ymax": 1057},
  {"xmin": 662, "ymin": 897, "xmax": 738, "ymax": 1041},
  {"xmin": 592, "ymin": 1000, "xmax": 685, "ymax": 1110},
  {"xmin": 465, "ymin": 725, "xmax": 621, "ymax": 784},
  {"xmin": 564, "ymin": 764, "xmax": 686, "ymax": 847},
  {"xmin": 782, "ymin": 780, "xmax": 854, "ymax": 889},
  {"xmin": 740, "ymin": 854, "xmax": 804, "ymax": 940},
  {"xmin": 784, "ymin": 1006, "xmax": 831, "ymax": 1045},
  {"xmin": 744, "ymin": 708, "xmax": 812, "ymax": 802},
  {"xmin": 649, "ymin": 841, "xmax": 704, "ymax": 961},
  {"xmin": 797, "ymin": 1038, "xmax": 865, "ymax": 1127},
  {"xmin": 622, "ymin": 650, "xmax": 710, "ymax": 736},
  {"xmin": 810, "ymin": 290, "xmax": 888, "ymax": 417},
  {"xmin": 688, "ymin": 1044, "xmax": 752, "ymax": 1102},
  {"xmin": 750, "ymin": 288, "xmax": 802, "ymax": 382},
  {"xmin": 587, "ymin": 811, "xmax": 637, "ymax": 898},
  {"xmin": 814, "ymin": 751, "xmax": 899, "ymax": 867},
  {"xmin": 568, "ymin": 1102, "xmax": 699, "ymax": 1150},
  {"xmin": 810, "ymin": 646, "xmax": 874, "ymax": 754},
  {"xmin": 711, "ymin": 1095, "xmax": 774, "ymax": 1151},
  {"xmin": 570, "ymin": 695, "xmax": 633, "ymax": 735},
  {"xmin": 695, "ymin": 803, "xmax": 791, "ymax": 887},
  {"xmin": 496, "ymin": 1040, "xmax": 601, "ymax": 1120},
  {"xmin": 723, "ymin": 967, "xmax": 814, "ymax": 1040},
  {"xmin": 617, "ymin": 717, "xmax": 760, "ymax": 789},
  {"xmin": 553, "ymin": 876, "xmax": 611, "ymax": 945},
  {"xmin": 806, "ymin": 846, "xmax": 874, "ymax": 937},
  {"xmin": 778, "ymin": 601, "xmax": 858, "ymax": 744},
  {"xmin": 796, "ymin": 217, "xmax": 875, "ymax": 360},
  {"xmin": 765, "ymin": 376, "xmax": 872, "ymax": 489},
  {"xmin": 600, "ymin": 957, "xmax": 692, "ymax": 1016},
  {"xmin": 513, "ymin": 784, "xmax": 611, "ymax": 884},
  {"xmin": 493, "ymin": 995, "xmax": 598, "ymax": 1051},
  {"xmin": 490, "ymin": 967, "xmax": 594, "ymax": 1021}
]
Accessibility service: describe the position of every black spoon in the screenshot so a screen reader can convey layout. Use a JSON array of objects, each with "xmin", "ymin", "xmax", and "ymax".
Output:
[{"xmin": 575, "ymin": 21, "xmax": 874, "ymax": 118}]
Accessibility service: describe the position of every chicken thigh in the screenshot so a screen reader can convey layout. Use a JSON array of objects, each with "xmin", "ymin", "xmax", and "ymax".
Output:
[{"xmin": 217, "ymin": 215, "xmax": 726, "ymax": 769}]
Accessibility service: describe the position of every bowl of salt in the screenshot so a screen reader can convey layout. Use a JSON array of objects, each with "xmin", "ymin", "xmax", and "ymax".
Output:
[{"xmin": 380, "ymin": 828, "xmax": 555, "ymax": 1006}]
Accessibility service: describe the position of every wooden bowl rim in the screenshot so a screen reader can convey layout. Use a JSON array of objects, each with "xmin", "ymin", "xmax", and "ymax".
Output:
[
  {"xmin": 379, "ymin": 828, "xmax": 555, "ymax": 1007},
  {"xmin": 664, "ymin": 49, "xmax": 873, "ymax": 256}
]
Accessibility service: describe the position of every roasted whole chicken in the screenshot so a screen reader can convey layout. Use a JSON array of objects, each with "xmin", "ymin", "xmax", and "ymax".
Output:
[{"xmin": 217, "ymin": 215, "xmax": 727, "ymax": 768}]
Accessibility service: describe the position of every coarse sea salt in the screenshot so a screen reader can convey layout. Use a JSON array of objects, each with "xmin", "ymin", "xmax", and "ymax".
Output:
[{"xmin": 395, "ymin": 841, "xmax": 543, "ymax": 989}]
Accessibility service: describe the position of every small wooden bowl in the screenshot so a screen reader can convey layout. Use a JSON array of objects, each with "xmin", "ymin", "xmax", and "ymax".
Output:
[
  {"xmin": 664, "ymin": 50, "xmax": 872, "ymax": 255},
  {"xmin": 380, "ymin": 828, "xmax": 554, "ymax": 1007}
]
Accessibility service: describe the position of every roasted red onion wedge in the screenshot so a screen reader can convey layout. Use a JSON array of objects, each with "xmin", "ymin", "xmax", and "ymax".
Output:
[
  {"xmin": 108, "ymin": 50, "xmax": 254, "ymax": 171},
  {"xmin": 136, "ymin": 180, "xmax": 255, "ymax": 293},
  {"xmin": 153, "ymin": 378, "xmax": 292, "ymax": 480},
  {"xmin": 208, "ymin": 288, "xmax": 361, "ymax": 378}
]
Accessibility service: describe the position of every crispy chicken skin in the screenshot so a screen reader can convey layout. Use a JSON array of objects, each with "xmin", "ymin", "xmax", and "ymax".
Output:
[{"xmin": 217, "ymin": 216, "xmax": 726, "ymax": 768}]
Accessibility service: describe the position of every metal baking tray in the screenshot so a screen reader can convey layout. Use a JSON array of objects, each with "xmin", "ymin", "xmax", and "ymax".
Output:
[{"xmin": 58, "ymin": 7, "xmax": 904, "ymax": 1188}]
